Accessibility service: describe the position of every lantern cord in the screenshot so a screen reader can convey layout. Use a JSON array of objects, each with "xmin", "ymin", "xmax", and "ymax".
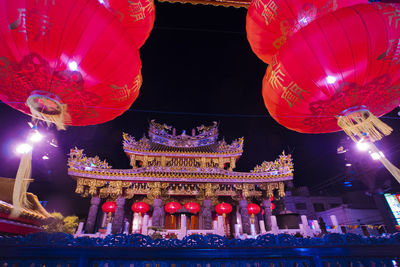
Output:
[
  {"xmin": 337, "ymin": 110, "xmax": 392, "ymax": 143},
  {"xmin": 370, "ymin": 143, "xmax": 400, "ymax": 184},
  {"xmin": 26, "ymin": 99, "xmax": 69, "ymax": 131},
  {"xmin": 10, "ymin": 150, "xmax": 33, "ymax": 218}
]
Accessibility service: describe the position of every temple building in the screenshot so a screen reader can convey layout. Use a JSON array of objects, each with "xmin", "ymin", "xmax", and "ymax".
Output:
[{"xmin": 68, "ymin": 121, "xmax": 294, "ymax": 237}]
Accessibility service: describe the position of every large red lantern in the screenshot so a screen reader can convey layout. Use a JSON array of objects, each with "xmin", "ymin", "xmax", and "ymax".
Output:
[
  {"xmin": 246, "ymin": 0, "xmax": 367, "ymax": 64},
  {"xmin": 215, "ymin": 202, "xmax": 232, "ymax": 217},
  {"xmin": 184, "ymin": 202, "xmax": 201, "ymax": 214},
  {"xmin": 165, "ymin": 202, "xmax": 182, "ymax": 214},
  {"xmin": 247, "ymin": 203, "xmax": 261, "ymax": 217},
  {"xmin": 102, "ymin": 201, "xmax": 117, "ymax": 214},
  {"xmin": 106, "ymin": 0, "xmax": 155, "ymax": 48},
  {"xmin": 262, "ymin": 3, "xmax": 400, "ymax": 182},
  {"xmin": 131, "ymin": 201, "xmax": 150, "ymax": 215},
  {"xmin": 0, "ymin": 0, "xmax": 142, "ymax": 129}
]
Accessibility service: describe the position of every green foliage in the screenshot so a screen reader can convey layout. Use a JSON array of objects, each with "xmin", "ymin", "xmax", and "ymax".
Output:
[{"xmin": 42, "ymin": 212, "xmax": 79, "ymax": 234}]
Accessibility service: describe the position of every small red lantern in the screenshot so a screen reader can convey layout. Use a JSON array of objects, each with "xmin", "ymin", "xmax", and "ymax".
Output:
[
  {"xmin": 184, "ymin": 202, "xmax": 201, "ymax": 214},
  {"xmin": 164, "ymin": 202, "xmax": 182, "ymax": 214},
  {"xmin": 131, "ymin": 201, "xmax": 150, "ymax": 215},
  {"xmin": 271, "ymin": 203, "xmax": 275, "ymax": 210},
  {"xmin": 215, "ymin": 202, "xmax": 232, "ymax": 217},
  {"xmin": 102, "ymin": 201, "xmax": 117, "ymax": 215},
  {"xmin": 247, "ymin": 203, "xmax": 261, "ymax": 217}
]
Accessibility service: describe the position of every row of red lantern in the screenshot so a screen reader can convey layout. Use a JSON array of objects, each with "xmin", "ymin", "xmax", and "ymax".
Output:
[{"xmin": 103, "ymin": 201, "xmax": 275, "ymax": 216}]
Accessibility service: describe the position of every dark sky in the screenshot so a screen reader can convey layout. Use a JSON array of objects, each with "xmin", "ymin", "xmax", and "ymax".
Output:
[{"xmin": 1, "ymin": 1, "xmax": 400, "ymax": 217}]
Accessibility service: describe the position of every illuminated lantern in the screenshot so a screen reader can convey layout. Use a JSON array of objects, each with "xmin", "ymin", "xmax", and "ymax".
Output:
[
  {"xmin": 165, "ymin": 202, "xmax": 182, "ymax": 214},
  {"xmin": 246, "ymin": 0, "xmax": 367, "ymax": 64},
  {"xmin": 0, "ymin": 0, "xmax": 142, "ymax": 129},
  {"xmin": 262, "ymin": 3, "xmax": 400, "ymax": 182},
  {"xmin": 271, "ymin": 203, "xmax": 275, "ymax": 210},
  {"xmin": 215, "ymin": 202, "xmax": 232, "ymax": 217},
  {"xmin": 106, "ymin": 0, "xmax": 155, "ymax": 48},
  {"xmin": 247, "ymin": 203, "xmax": 261, "ymax": 218},
  {"xmin": 131, "ymin": 201, "xmax": 150, "ymax": 215},
  {"xmin": 184, "ymin": 202, "xmax": 201, "ymax": 214}
]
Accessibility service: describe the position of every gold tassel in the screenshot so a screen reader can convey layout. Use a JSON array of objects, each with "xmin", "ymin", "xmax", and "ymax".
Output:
[
  {"xmin": 370, "ymin": 143, "xmax": 400, "ymax": 184},
  {"xmin": 26, "ymin": 96, "xmax": 69, "ymax": 131},
  {"xmin": 10, "ymin": 150, "xmax": 33, "ymax": 218},
  {"xmin": 337, "ymin": 109, "xmax": 392, "ymax": 143}
]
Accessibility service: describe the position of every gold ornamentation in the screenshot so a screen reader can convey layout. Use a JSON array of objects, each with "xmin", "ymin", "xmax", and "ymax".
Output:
[
  {"xmin": 68, "ymin": 147, "xmax": 111, "ymax": 169},
  {"xmin": 75, "ymin": 178, "xmax": 84, "ymax": 194},
  {"xmin": 252, "ymin": 151, "xmax": 293, "ymax": 174},
  {"xmin": 110, "ymin": 73, "xmax": 142, "ymax": 102}
]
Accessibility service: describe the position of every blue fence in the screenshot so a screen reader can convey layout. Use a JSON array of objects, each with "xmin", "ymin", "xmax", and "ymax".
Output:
[{"xmin": 0, "ymin": 233, "xmax": 399, "ymax": 267}]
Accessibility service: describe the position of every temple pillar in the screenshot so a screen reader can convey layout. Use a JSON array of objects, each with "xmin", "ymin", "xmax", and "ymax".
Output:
[
  {"xmin": 152, "ymin": 198, "xmax": 165, "ymax": 228},
  {"xmin": 111, "ymin": 196, "xmax": 125, "ymax": 234},
  {"xmin": 201, "ymin": 199, "xmax": 213, "ymax": 230},
  {"xmin": 85, "ymin": 196, "xmax": 101, "ymax": 234},
  {"xmin": 239, "ymin": 199, "xmax": 251, "ymax": 234},
  {"xmin": 262, "ymin": 199, "xmax": 272, "ymax": 231}
]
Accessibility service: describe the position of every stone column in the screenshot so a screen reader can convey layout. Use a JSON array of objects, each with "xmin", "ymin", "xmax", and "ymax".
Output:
[
  {"xmin": 201, "ymin": 199, "xmax": 213, "ymax": 230},
  {"xmin": 152, "ymin": 198, "xmax": 164, "ymax": 228},
  {"xmin": 239, "ymin": 199, "xmax": 251, "ymax": 234},
  {"xmin": 112, "ymin": 196, "xmax": 125, "ymax": 234},
  {"xmin": 262, "ymin": 199, "xmax": 272, "ymax": 231},
  {"xmin": 85, "ymin": 196, "xmax": 100, "ymax": 234}
]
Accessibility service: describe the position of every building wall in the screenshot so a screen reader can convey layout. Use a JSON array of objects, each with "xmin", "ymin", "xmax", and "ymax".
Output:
[{"xmin": 316, "ymin": 206, "xmax": 384, "ymax": 226}]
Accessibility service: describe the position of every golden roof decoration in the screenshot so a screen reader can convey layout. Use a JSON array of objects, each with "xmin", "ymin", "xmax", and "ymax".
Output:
[
  {"xmin": 252, "ymin": 151, "xmax": 294, "ymax": 174},
  {"xmin": 68, "ymin": 147, "xmax": 112, "ymax": 170}
]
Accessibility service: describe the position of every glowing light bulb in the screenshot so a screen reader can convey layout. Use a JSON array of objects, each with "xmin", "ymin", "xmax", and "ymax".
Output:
[
  {"xmin": 370, "ymin": 151, "xmax": 384, "ymax": 160},
  {"xmin": 16, "ymin": 143, "xmax": 32, "ymax": 154},
  {"xmin": 68, "ymin": 61, "xmax": 78, "ymax": 71},
  {"xmin": 98, "ymin": 0, "xmax": 105, "ymax": 3},
  {"xmin": 326, "ymin": 76, "xmax": 336, "ymax": 84},
  {"xmin": 29, "ymin": 131, "xmax": 43, "ymax": 143},
  {"xmin": 356, "ymin": 141, "xmax": 369, "ymax": 151},
  {"xmin": 42, "ymin": 155, "xmax": 49, "ymax": 160}
]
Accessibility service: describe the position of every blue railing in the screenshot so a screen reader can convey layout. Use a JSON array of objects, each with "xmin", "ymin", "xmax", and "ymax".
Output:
[{"xmin": 1, "ymin": 233, "xmax": 399, "ymax": 267}]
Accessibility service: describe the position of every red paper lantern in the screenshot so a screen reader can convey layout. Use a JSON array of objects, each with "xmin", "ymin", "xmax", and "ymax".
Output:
[
  {"xmin": 247, "ymin": 203, "xmax": 261, "ymax": 216},
  {"xmin": 215, "ymin": 202, "xmax": 232, "ymax": 216},
  {"xmin": 102, "ymin": 201, "xmax": 117, "ymax": 213},
  {"xmin": 131, "ymin": 201, "xmax": 150, "ymax": 214},
  {"xmin": 184, "ymin": 202, "xmax": 201, "ymax": 214},
  {"xmin": 271, "ymin": 203, "xmax": 275, "ymax": 210},
  {"xmin": 262, "ymin": 3, "xmax": 400, "ymax": 182},
  {"xmin": 164, "ymin": 202, "xmax": 182, "ymax": 214},
  {"xmin": 106, "ymin": 0, "xmax": 155, "ymax": 48},
  {"xmin": 246, "ymin": 0, "xmax": 367, "ymax": 64},
  {"xmin": 263, "ymin": 3, "xmax": 400, "ymax": 135},
  {"xmin": 0, "ymin": 0, "xmax": 142, "ymax": 129}
]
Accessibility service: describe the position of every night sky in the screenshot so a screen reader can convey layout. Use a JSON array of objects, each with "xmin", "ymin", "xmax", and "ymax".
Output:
[{"xmin": 0, "ymin": 1, "xmax": 399, "ymax": 218}]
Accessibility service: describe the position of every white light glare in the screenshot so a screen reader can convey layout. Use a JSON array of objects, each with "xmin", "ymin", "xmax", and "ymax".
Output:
[
  {"xmin": 370, "ymin": 151, "xmax": 385, "ymax": 160},
  {"xmin": 42, "ymin": 155, "xmax": 49, "ymax": 160},
  {"xmin": 356, "ymin": 141, "xmax": 370, "ymax": 151},
  {"xmin": 326, "ymin": 76, "xmax": 336, "ymax": 84},
  {"xmin": 29, "ymin": 131, "xmax": 43, "ymax": 143},
  {"xmin": 98, "ymin": 0, "xmax": 105, "ymax": 3},
  {"xmin": 345, "ymin": 163, "xmax": 352, "ymax": 167},
  {"xmin": 16, "ymin": 143, "xmax": 33, "ymax": 154},
  {"xmin": 68, "ymin": 61, "xmax": 78, "ymax": 71}
]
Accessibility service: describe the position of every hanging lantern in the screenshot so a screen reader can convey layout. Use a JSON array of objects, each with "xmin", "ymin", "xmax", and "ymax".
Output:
[
  {"xmin": 271, "ymin": 202, "xmax": 275, "ymax": 210},
  {"xmin": 262, "ymin": 3, "xmax": 400, "ymax": 182},
  {"xmin": 102, "ymin": 201, "xmax": 117, "ymax": 213},
  {"xmin": 131, "ymin": 201, "xmax": 150, "ymax": 215},
  {"xmin": 184, "ymin": 202, "xmax": 201, "ymax": 214},
  {"xmin": 246, "ymin": 0, "xmax": 366, "ymax": 64},
  {"xmin": 215, "ymin": 202, "xmax": 232, "ymax": 218},
  {"xmin": 0, "ymin": 0, "xmax": 142, "ymax": 129},
  {"xmin": 165, "ymin": 202, "xmax": 182, "ymax": 214},
  {"xmin": 106, "ymin": 0, "xmax": 155, "ymax": 48},
  {"xmin": 247, "ymin": 203, "xmax": 261, "ymax": 218}
]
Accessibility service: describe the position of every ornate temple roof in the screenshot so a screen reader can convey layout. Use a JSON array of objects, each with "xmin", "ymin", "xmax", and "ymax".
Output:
[
  {"xmin": 123, "ymin": 121, "xmax": 244, "ymax": 157},
  {"xmin": 68, "ymin": 148, "xmax": 293, "ymax": 184}
]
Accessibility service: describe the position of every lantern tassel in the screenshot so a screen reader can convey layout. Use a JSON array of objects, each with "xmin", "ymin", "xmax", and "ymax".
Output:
[
  {"xmin": 337, "ymin": 109, "xmax": 392, "ymax": 143},
  {"xmin": 26, "ymin": 99, "xmax": 69, "ymax": 131},
  {"xmin": 370, "ymin": 143, "xmax": 400, "ymax": 184},
  {"xmin": 10, "ymin": 150, "xmax": 33, "ymax": 218}
]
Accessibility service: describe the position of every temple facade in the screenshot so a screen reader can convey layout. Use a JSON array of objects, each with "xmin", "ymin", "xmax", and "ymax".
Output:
[{"xmin": 68, "ymin": 121, "xmax": 293, "ymax": 237}]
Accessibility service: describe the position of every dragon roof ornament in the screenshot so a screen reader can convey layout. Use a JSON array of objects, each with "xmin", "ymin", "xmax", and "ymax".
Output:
[
  {"xmin": 251, "ymin": 151, "xmax": 294, "ymax": 174},
  {"xmin": 68, "ymin": 147, "xmax": 111, "ymax": 170}
]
